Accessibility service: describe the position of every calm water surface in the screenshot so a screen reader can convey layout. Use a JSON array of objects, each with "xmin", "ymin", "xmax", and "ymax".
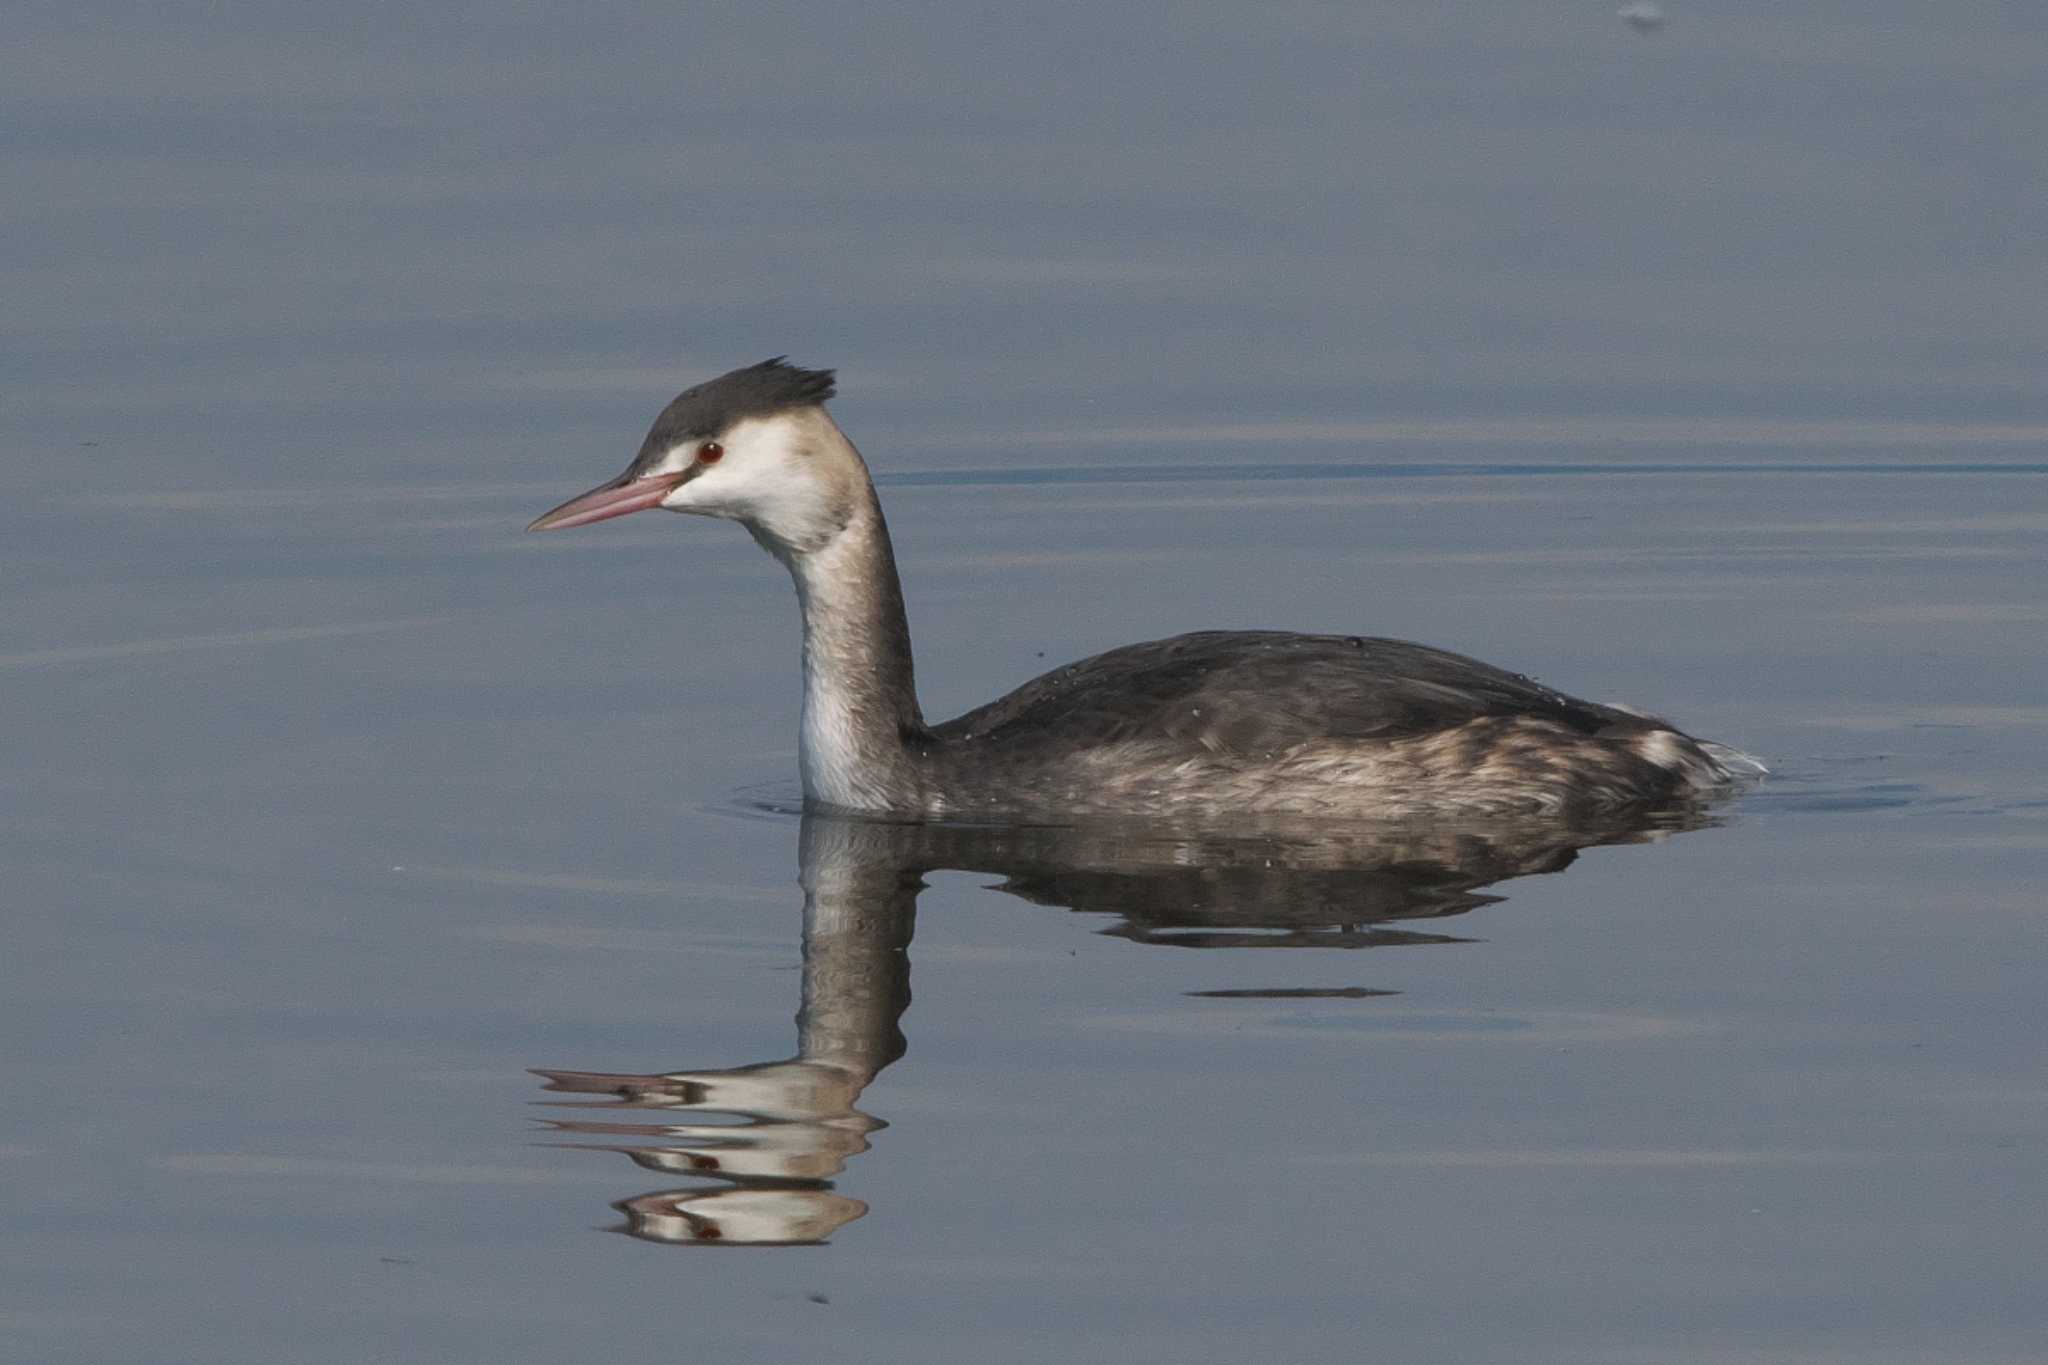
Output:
[
  {"xmin": 6, "ymin": 451, "xmax": 2045, "ymax": 1363},
  {"xmin": 10, "ymin": 6, "xmax": 2048, "ymax": 1357}
]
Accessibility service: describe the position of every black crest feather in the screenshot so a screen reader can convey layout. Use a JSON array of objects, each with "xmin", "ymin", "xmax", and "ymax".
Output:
[{"xmin": 635, "ymin": 357, "xmax": 837, "ymax": 463}]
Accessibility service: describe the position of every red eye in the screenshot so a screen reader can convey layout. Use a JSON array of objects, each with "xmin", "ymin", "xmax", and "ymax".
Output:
[{"xmin": 697, "ymin": 441, "xmax": 724, "ymax": 463}]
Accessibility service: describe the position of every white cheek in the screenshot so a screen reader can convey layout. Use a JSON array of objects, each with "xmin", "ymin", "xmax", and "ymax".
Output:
[
  {"xmin": 662, "ymin": 453, "xmax": 790, "ymax": 518},
  {"xmin": 656, "ymin": 415, "xmax": 845, "ymax": 550}
]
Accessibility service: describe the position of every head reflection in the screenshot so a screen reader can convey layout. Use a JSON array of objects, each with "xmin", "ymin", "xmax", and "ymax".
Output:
[{"xmin": 533, "ymin": 805, "xmax": 1711, "ymax": 1245}]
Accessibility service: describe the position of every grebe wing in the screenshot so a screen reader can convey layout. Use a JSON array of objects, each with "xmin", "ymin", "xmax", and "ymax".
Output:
[{"xmin": 934, "ymin": 630, "xmax": 1652, "ymax": 753}]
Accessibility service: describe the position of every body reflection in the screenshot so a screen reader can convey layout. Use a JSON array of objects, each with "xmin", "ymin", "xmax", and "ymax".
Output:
[{"xmin": 533, "ymin": 805, "xmax": 1711, "ymax": 1245}]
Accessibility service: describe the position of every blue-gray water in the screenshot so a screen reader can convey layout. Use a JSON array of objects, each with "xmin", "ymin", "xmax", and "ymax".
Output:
[{"xmin": 6, "ymin": 5, "xmax": 2047, "ymax": 1363}]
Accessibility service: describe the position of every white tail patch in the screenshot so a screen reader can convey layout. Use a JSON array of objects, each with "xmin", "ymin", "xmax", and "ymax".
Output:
[
  {"xmin": 1635, "ymin": 730, "xmax": 1768, "ymax": 789},
  {"xmin": 1634, "ymin": 730, "xmax": 1691, "ymax": 771}
]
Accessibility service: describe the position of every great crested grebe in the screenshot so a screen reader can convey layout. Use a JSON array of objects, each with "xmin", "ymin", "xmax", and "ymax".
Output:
[{"xmin": 530, "ymin": 358, "xmax": 1757, "ymax": 819}]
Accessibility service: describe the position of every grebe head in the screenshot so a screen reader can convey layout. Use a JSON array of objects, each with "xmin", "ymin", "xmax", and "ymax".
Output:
[{"xmin": 528, "ymin": 358, "xmax": 861, "ymax": 555}]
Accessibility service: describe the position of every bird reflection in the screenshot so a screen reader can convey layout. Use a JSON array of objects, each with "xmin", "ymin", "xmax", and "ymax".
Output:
[{"xmin": 534, "ymin": 804, "xmax": 1713, "ymax": 1245}]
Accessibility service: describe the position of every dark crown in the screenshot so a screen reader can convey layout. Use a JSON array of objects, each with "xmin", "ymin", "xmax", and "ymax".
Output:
[{"xmin": 636, "ymin": 357, "xmax": 837, "ymax": 459}]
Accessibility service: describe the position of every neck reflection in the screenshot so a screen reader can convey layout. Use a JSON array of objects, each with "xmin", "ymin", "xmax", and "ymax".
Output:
[{"xmin": 533, "ymin": 806, "xmax": 1709, "ymax": 1245}]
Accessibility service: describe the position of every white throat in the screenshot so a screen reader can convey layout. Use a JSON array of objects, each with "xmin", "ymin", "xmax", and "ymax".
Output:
[
  {"xmin": 776, "ymin": 500, "xmax": 924, "ymax": 812},
  {"xmin": 791, "ymin": 530, "xmax": 874, "ymax": 807}
]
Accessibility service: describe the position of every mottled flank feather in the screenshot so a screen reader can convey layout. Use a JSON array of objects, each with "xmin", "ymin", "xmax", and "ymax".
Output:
[{"xmin": 915, "ymin": 631, "xmax": 1747, "ymax": 818}]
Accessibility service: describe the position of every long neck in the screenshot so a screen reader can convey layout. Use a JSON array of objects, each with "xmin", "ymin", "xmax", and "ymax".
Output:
[{"xmin": 781, "ymin": 487, "xmax": 928, "ymax": 811}]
